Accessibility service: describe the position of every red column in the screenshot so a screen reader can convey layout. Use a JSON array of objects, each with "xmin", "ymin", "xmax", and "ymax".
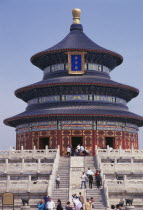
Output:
[
  {"xmin": 122, "ymin": 131, "xmax": 125, "ymax": 149},
  {"xmin": 57, "ymin": 130, "xmax": 62, "ymax": 155},
  {"xmin": 29, "ymin": 131, "xmax": 33, "ymax": 149},
  {"xmin": 136, "ymin": 133, "xmax": 139, "ymax": 149},
  {"xmin": 92, "ymin": 130, "xmax": 97, "ymax": 156}
]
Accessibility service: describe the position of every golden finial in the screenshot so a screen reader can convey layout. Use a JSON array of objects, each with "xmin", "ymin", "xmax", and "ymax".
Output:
[{"xmin": 72, "ymin": 8, "xmax": 81, "ymax": 24}]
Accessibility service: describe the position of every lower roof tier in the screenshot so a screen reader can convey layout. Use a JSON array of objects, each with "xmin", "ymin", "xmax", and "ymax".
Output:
[
  {"xmin": 4, "ymin": 105, "xmax": 143, "ymax": 127},
  {"xmin": 15, "ymin": 76, "xmax": 139, "ymax": 102}
]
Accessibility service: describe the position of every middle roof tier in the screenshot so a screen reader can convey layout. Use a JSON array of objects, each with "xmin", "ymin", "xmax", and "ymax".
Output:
[{"xmin": 15, "ymin": 75, "xmax": 138, "ymax": 102}]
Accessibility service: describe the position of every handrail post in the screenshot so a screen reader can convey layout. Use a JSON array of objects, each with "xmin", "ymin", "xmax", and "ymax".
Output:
[
  {"xmin": 37, "ymin": 159, "xmax": 41, "ymax": 173},
  {"xmin": 27, "ymin": 175, "xmax": 31, "ymax": 192},
  {"xmin": 4, "ymin": 159, "xmax": 8, "ymax": 174},
  {"xmin": 95, "ymin": 145, "xmax": 98, "ymax": 155},
  {"xmin": 6, "ymin": 175, "xmax": 10, "ymax": 192},
  {"xmin": 21, "ymin": 159, "xmax": 24, "ymax": 173},
  {"xmin": 107, "ymin": 145, "xmax": 110, "ymax": 157},
  {"xmin": 8, "ymin": 149, "xmax": 11, "ymax": 159},
  {"xmin": 119, "ymin": 145, "xmax": 122, "ymax": 157},
  {"xmin": 114, "ymin": 158, "xmax": 117, "ymax": 173},
  {"xmin": 131, "ymin": 144, "xmax": 134, "ymax": 156},
  {"xmin": 131, "ymin": 158, "xmax": 134, "ymax": 173},
  {"xmin": 45, "ymin": 145, "xmax": 48, "ymax": 158},
  {"xmin": 124, "ymin": 175, "xmax": 127, "ymax": 191},
  {"xmin": 21, "ymin": 146, "xmax": 24, "ymax": 158},
  {"xmin": 32, "ymin": 146, "xmax": 36, "ymax": 158},
  {"xmin": 47, "ymin": 145, "xmax": 60, "ymax": 195}
]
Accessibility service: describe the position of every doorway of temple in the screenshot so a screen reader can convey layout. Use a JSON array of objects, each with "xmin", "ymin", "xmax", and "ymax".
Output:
[
  {"xmin": 39, "ymin": 137, "xmax": 49, "ymax": 149},
  {"xmin": 71, "ymin": 136, "xmax": 83, "ymax": 149},
  {"xmin": 105, "ymin": 137, "xmax": 115, "ymax": 148}
]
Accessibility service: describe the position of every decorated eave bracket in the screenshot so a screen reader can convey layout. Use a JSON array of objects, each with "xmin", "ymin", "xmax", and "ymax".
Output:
[{"xmin": 66, "ymin": 51, "xmax": 86, "ymax": 75}]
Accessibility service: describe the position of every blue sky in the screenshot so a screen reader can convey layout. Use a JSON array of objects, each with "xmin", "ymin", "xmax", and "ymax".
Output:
[{"xmin": 1, "ymin": 0, "xmax": 143, "ymax": 149}]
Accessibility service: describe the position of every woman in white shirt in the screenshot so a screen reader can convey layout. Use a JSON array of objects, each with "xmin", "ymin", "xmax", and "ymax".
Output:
[{"xmin": 46, "ymin": 197, "xmax": 55, "ymax": 210}]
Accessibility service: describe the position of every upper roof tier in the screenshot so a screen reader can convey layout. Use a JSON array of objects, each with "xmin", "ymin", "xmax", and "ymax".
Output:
[{"xmin": 31, "ymin": 9, "xmax": 123, "ymax": 70}]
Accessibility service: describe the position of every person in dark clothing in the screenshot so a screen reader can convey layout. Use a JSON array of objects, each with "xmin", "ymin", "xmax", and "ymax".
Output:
[
  {"xmin": 57, "ymin": 199, "xmax": 63, "ymax": 210},
  {"xmin": 43, "ymin": 194, "xmax": 50, "ymax": 208},
  {"xmin": 55, "ymin": 175, "xmax": 60, "ymax": 189},
  {"xmin": 88, "ymin": 175, "xmax": 93, "ymax": 189},
  {"xmin": 111, "ymin": 205, "xmax": 115, "ymax": 209},
  {"xmin": 65, "ymin": 201, "xmax": 73, "ymax": 210},
  {"xmin": 96, "ymin": 174, "xmax": 102, "ymax": 189}
]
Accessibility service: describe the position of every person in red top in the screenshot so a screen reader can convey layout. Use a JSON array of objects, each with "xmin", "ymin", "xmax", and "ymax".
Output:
[{"xmin": 94, "ymin": 170, "xmax": 99, "ymax": 180}]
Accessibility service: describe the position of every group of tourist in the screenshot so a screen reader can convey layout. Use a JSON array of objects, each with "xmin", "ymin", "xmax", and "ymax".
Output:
[
  {"xmin": 71, "ymin": 193, "xmax": 94, "ymax": 210},
  {"xmin": 110, "ymin": 198, "xmax": 133, "ymax": 209},
  {"xmin": 37, "ymin": 195, "xmax": 56, "ymax": 210},
  {"xmin": 54, "ymin": 168, "xmax": 102, "ymax": 191},
  {"xmin": 67, "ymin": 145, "xmax": 89, "ymax": 156},
  {"xmin": 37, "ymin": 192, "xmax": 95, "ymax": 210},
  {"xmin": 110, "ymin": 203, "xmax": 124, "ymax": 209},
  {"xmin": 81, "ymin": 168, "xmax": 102, "ymax": 189},
  {"xmin": 37, "ymin": 191, "xmax": 124, "ymax": 210}
]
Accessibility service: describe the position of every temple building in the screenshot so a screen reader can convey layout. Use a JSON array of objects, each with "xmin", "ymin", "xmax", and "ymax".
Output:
[{"xmin": 4, "ymin": 9, "xmax": 143, "ymax": 155}]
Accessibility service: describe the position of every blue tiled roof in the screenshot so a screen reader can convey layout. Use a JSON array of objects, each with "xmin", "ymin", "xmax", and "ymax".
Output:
[
  {"xmin": 4, "ymin": 104, "xmax": 143, "ymax": 127},
  {"xmin": 15, "ymin": 76, "xmax": 138, "ymax": 101},
  {"xmin": 31, "ymin": 24, "xmax": 123, "ymax": 70}
]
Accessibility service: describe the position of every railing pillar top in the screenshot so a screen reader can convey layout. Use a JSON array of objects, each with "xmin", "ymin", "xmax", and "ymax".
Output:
[
  {"xmin": 131, "ymin": 143, "xmax": 134, "ymax": 149},
  {"xmin": 124, "ymin": 174, "xmax": 127, "ymax": 180},
  {"xmin": 107, "ymin": 145, "xmax": 110, "ymax": 156},
  {"xmin": 7, "ymin": 175, "xmax": 10, "ymax": 180},
  {"xmin": 119, "ymin": 145, "xmax": 122, "ymax": 150}
]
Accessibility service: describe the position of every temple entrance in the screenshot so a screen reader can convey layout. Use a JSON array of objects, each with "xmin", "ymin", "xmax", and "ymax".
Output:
[
  {"xmin": 105, "ymin": 137, "xmax": 115, "ymax": 148},
  {"xmin": 71, "ymin": 137, "xmax": 83, "ymax": 149},
  {"xmin": 39, "ymin": 137, "xmax": 49, "ymax": 149}
]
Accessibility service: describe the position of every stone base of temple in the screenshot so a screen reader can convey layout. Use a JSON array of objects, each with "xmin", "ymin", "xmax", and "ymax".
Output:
[{"xmin": 0, "ymin": 147, "xmax": 143, "ymax": 209}]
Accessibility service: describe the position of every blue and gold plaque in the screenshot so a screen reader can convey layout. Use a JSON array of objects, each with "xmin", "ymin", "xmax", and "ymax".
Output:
[{"xmin": 67, "ymin": 51, "xmax": 85, "ymax": 74}]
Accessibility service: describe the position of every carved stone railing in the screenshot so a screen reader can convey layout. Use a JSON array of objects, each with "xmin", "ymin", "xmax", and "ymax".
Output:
[
  {"xmin": 47, "ymin": 145, "xmax": 60, "ymax": 196},
  {"xmin": 96, "ymin": 145, "xmax": 143, "ymax": 159},
  {"xmin": 0, "ymin": 161, "xmax": 53, "ymax": 174},
  {"xmin": 95, "ymin": 145, "xmax": 143, "ymax": 174},
  {"xmin": 105, "ymin": 177, "xmax": 143, "ymax": 193},
  {"xmin": 101, "ymin": 162, "xmax": 143, "ymax": 174},
  {"xmin": 103, "ymin": 177, "xmax": 110, "ymax": 209},
  {"xmin": 0, "ymin": 146, "xmax": 57, "ymax": 159},
  {"xmin": 95, "ymin": 146, "xmax": 143, "ymax": 209},
  {"xmin": 0, "ymin": 175, "xmax": 49, "ymax": 193},
  {"xmin": 95, "ymin": 145, "xmax": 110, "ymax": 209}
]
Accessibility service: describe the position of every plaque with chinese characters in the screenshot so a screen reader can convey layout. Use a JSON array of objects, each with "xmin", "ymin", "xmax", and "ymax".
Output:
[
  {"xmin": 2, "ymin": 192, "xmax": 14, "ymax": 206},
  {"xmin": 67, "ymin": 51, "xmax": 85, "ymax": 74}
]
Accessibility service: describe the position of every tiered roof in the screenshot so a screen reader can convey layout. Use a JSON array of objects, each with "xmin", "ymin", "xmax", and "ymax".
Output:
[{"xmin": 4, "ymin": 8, "xmax": 143, "ymax": 128}]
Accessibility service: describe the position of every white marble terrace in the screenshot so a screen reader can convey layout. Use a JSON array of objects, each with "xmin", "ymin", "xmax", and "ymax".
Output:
[
  {"xmin": 95, "ymin": 145, "xmax": 143, "ymax": 208},
  {"xmin": 0, "ymin": 146, "xmax": 60, "ymax": 209}
]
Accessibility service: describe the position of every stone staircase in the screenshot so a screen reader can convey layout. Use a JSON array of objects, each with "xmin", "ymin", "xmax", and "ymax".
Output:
[
  {"xmin": 85, "ymin": 157, "xmax": 107, "ymax": 210},
  {"xmin": 52, "ymin": 157, "xmax": 70, "ymax": 207}
]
